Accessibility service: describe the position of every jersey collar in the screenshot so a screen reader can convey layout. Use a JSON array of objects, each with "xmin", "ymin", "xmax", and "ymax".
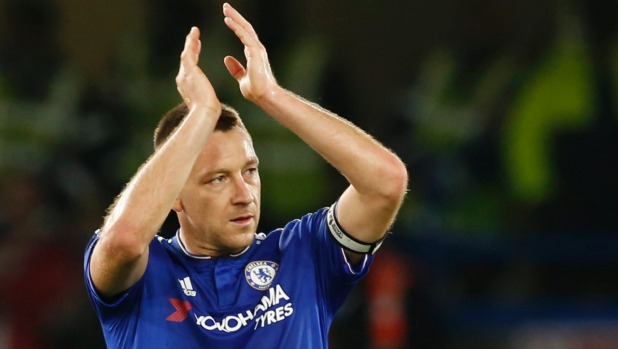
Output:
[{"xmin": 173, "ymin": 230, "xmax": 252, "ymax": 260}]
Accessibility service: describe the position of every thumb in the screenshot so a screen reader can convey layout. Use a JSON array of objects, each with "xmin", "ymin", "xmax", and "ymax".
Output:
[{"xmin": 224, "ymin": 56, "xmax": 246, "ymax": 81}]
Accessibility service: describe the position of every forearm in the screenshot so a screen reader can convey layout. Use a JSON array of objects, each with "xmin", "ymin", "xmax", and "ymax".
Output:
[
  {"xmin": 91, "ymin": 26, "xmax": 222, "ymax": 296},
  {"xmin": 224, "ymin": 2, "xmax": 406, "ymax": 247},
  {"xmin": 221, "ymin": 3, "xmax": 404, "ymax": 196},
  {"xmin": 101, "ymin": 106, "xmax": 218, "ymax": 247},
  {"xmin": 255, "ymin": 86, "xmax": 407, "ymax": 199}
]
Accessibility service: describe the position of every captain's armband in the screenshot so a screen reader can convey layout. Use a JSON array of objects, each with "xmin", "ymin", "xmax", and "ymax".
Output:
[{"xmin": 326, "ymin": 202, "xmax": 388, "ymax": 255}]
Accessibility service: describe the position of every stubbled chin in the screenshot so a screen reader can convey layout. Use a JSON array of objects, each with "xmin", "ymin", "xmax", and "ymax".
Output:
[
  {"xmin": 231, "ymin": 229, "xmax": 255, "ymax": 243},
  {"xmin": 226, "ymin": 233, "xmax": 255, "ymax": 254}
]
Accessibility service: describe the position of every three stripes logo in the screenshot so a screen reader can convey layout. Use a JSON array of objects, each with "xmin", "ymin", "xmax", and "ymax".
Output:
[{"xmin": 179, "ymin": 276, "xmax": 197, "ymax": 297}]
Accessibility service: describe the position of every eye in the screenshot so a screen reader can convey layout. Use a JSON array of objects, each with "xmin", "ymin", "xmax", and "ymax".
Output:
[
  {"xmin": 209, "ymin": 175, "xmax": 225, "ymax": 184},
  {"xmin": 243, "ymin": 167, "xmax": 259, "ymax": 182},
  {"xmin": 244, "ymin": 167, "xmax": 259, "ymax": 177}
]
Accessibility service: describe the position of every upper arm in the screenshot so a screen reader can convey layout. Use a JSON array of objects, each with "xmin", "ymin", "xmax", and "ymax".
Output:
[{"xmin": 88, "ymin": 230, "xmax": 150, "ymax": 298}]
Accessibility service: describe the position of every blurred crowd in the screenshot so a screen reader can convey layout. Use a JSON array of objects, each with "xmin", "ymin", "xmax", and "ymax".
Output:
[{"xmin": 1, "ymin": 0, "xmax": 618, "ymax": 348}]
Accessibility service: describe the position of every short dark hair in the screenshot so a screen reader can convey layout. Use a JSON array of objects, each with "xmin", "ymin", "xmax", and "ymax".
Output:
[{"xmin": 153, "ymin": 102, "xmax": 246, "ymax": 150}]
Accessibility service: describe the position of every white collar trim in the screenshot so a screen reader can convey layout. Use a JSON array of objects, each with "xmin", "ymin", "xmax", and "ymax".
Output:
[{"xmin": 175, "ymin": 231, "xmax": 252, "ymax": 259}]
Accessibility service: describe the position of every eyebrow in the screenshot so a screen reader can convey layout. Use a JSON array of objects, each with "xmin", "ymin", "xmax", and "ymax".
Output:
[{"xmin": 199, "ymin": 157, "xmax": 260, "ymax": 179}]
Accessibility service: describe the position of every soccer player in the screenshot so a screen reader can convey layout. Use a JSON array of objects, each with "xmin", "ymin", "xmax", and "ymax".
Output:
[{"xmin": 84, "ymin": 3, "xmax": 408, "ymax": 348}]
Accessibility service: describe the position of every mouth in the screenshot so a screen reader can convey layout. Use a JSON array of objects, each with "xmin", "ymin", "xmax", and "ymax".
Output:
[{"xmin": 230, "ymin": 214, "xmax": 254, "ymax": 226}]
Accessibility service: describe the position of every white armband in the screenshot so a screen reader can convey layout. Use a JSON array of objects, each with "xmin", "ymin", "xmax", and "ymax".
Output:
[{"xmin": 326, "ymin": 202, "xmax": 387, "ymax": 255}]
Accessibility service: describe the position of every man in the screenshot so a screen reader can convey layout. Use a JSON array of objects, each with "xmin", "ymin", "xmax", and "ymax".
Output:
[{"xmin": 84, "ymin": 3, "xmax": 408, "ymax": 348}]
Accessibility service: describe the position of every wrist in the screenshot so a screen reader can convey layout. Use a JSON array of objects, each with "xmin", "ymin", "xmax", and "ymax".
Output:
[
  {"xmin": 252, "ymin": 84, "xmax": 285, "ymax": 109},
  {"xmin": 188, "ymin": 101, "xmax": 222, "ymax": 118}
]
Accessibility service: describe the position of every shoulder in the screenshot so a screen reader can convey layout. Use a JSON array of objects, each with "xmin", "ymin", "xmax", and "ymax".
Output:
[
  {"xmin": 280, "ymin": 207, "xmax": 329, "ymax": 235},
  {"xmin": 257, "ymin": 207, "xmax": 329, "ymax": 252}
]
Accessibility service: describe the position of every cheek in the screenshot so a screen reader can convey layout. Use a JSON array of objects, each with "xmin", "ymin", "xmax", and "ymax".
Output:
[
  {"xmin": 181, "ymin": 188, "xmax": 217, "ymax": 214},
  {"xmin": 251, "ymin": 183, "xmax": 261, "ymax": 202},
  {"xmin": 188, "ymin": 199, "xmax": 221, "ymax": 227}
]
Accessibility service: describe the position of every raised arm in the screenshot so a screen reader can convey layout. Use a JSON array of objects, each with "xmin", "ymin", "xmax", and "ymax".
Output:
[
  {"xmin": 89, "ymin": 27, "xmax": 222, "ymax": 297},
  {"xmin": 222, "ymin": 4, "xmax": 408, "ymax": 262}
]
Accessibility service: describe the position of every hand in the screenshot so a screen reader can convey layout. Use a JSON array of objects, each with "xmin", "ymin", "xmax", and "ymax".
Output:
[
  {"xmin": 222, "ymin": 3, "xmax": 279, "ymax": 102},
  {"xmin": 176, "ymin": 27, "xmax": 221, "ymax": 114}
]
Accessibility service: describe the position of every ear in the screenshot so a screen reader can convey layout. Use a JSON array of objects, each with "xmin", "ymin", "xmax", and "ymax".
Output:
[{"xmin": 172, "ymin": 198, "xmax": 184, "ymax": 212}]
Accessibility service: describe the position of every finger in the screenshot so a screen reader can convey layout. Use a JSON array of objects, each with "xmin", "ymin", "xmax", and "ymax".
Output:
[
  {"xmin": 222, "ymin": 4, "xmax": 261, "ymax": 48},
  {"xmin": 184, "ymin": 27, "xmax": 199, "ymax": 49},
  {"xmin": 189, "ymin": 27, "xmax": 202, "ymax": 64},
  {"xmin": 222, "ymin": 3, "xmax": 253, "ymax": 33},
  {"xmin": 180, "ymin": 27, "xmax": 201, "ymax": 67},
  {"xmin": 177, "ymin": 27, "xmax": 202, "ymax": 105},
  {"xmin": 223, "ymin": 55, "xmax": 246, "ymax": 81}
]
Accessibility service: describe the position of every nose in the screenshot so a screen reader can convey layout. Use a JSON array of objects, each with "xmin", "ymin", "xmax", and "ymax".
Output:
[{"xmin": 231, "ymin": 175, "xmax": 254, "ymax": 205}]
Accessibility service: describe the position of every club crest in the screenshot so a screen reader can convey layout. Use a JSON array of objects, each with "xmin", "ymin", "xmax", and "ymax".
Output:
[{"xmin": 245, "ymin": 260, "xmax": 279, "ymax": 290}]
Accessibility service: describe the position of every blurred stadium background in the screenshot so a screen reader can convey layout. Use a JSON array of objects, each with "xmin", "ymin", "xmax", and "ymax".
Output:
[{"xmin": 1, "ymin": 0, "xmax": 618, "ymax": 348}]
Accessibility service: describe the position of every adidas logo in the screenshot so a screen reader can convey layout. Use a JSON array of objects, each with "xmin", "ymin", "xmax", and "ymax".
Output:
[{"xmin": 179, "ymin": 276, "xmax": 197, "ymax": 297}]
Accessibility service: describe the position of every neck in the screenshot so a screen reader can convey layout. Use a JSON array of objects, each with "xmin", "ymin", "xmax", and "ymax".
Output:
[{"xmin": 177, "ymin": 229, "xmax": 248, "ymax": 258}]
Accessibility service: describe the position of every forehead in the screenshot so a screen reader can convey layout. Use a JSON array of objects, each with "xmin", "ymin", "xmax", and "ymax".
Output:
[{"xmin": 196, "ymin": 128, "xmax": 257, "ymax": 171}]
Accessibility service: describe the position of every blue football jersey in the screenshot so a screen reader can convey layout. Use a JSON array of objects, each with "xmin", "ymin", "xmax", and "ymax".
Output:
[{"xmin": 84, "ymin": 205, "xmax": 373, "ymax": 348}]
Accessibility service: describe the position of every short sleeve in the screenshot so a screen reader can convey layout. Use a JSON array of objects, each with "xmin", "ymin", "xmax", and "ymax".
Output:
[
  {"xmin": 83, "ymin": 231, "xmax": 145, "ymax": 315},
  {"xmin": 277, "ymin": 206, "xmax": 374, "ymax": 289},
  {"xmin": 311, "ymin": 206, "xmax": 374, "ymax": 283}
]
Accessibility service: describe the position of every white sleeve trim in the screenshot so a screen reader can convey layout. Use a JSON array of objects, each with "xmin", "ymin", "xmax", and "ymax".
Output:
[{"xmin": 340, "ymin": 248, "xmax": 369, "ymax": 275}]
